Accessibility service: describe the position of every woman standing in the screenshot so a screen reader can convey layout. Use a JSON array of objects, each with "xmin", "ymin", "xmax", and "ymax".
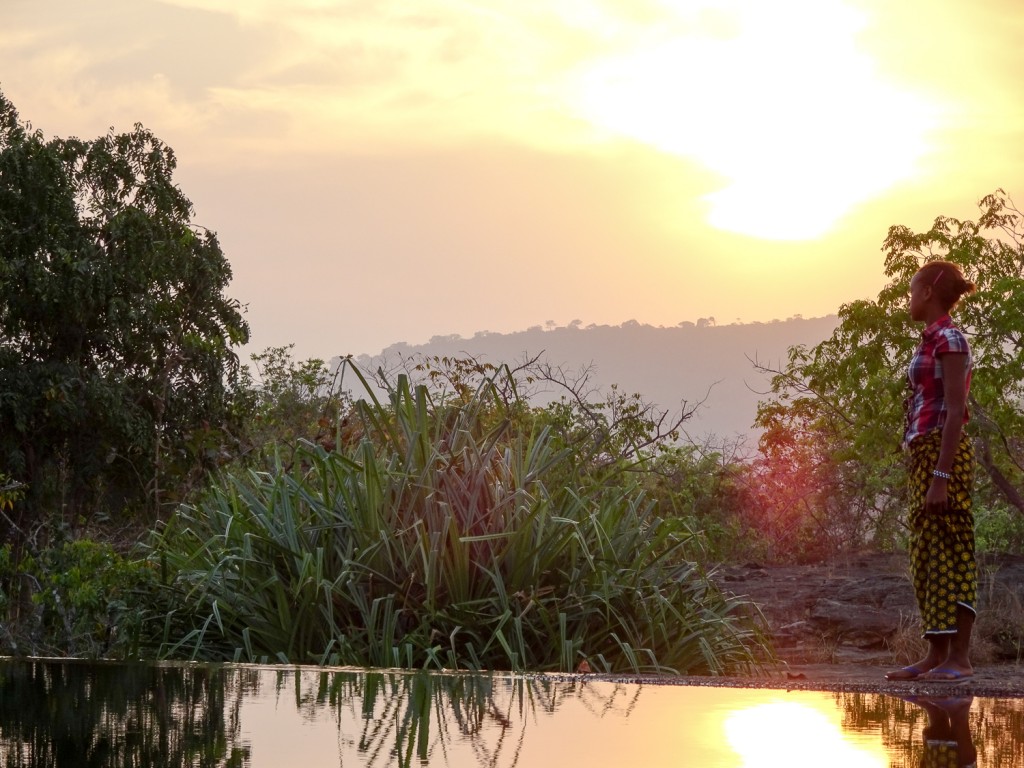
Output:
[{"xmin": 886, "ymin": 260, "xmax": 977, "ymax": 682}]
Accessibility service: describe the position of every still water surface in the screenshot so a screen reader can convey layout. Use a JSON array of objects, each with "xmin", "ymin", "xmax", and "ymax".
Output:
[{"xmin": 1, "ymin": 659, "xmax": 1022, "ymax": 767}]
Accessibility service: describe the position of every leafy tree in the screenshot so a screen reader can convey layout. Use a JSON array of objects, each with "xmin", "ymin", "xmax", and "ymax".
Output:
[
  {"xmin": 755, "ymin": 190, "xmax": 1024, "ymax": 554},
  {"xmin": 640, "ymin": 440, "xmax": 764, "ymax": 562},
  {"xmin": 0, "ymin": 90, "xmax": 249, "ymax": 543},
  {"xmin": 232, "ymin": 345, "xmax": 350, "ymax": 461}
]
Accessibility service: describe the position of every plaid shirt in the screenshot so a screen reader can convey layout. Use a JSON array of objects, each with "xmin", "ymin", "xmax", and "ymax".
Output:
[{"xmin": 904, "ymin": 314, "xmax": 972, "ymax": 446}]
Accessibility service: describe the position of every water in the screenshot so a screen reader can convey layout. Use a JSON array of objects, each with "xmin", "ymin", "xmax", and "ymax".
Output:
[{"xmin": 1, "ymin": 659, "xmax": 1022, "ymax": 767}]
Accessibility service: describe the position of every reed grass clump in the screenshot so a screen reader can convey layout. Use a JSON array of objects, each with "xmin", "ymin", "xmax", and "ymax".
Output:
[{"xmin": 149, "ymin": 363, "xmax": 768, "ymax": 673}]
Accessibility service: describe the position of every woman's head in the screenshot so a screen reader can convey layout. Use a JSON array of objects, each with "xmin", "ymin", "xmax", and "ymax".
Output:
[{"xmin": 909, "ymin": 260, "xmax": 976, "ymax": 319}]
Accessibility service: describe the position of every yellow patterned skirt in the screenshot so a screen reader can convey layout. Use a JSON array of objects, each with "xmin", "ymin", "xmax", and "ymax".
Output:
[
  {"xmin": 907, "ymin": 428, "xmax": 976, "ymax": 636},
  {"xmin": 923, "ymin": 738, "xmax": 971, "ymax": 768}
]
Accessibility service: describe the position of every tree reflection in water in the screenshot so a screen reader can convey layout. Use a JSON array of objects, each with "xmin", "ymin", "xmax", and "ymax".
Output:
[
  {"xmin": 0, "ymin": 660, "xmax": 640, "ymax": 768},
  {"xmin": 836, "ymin": 691, "xmax": 1024, "ymax": 768},
  {"xmin": 0, "ymin": 659, "xmax": 256, "ymax": 767},
  {"xmin": 274, "ymin": 668, "xmax": 641, "ymax": 767}
]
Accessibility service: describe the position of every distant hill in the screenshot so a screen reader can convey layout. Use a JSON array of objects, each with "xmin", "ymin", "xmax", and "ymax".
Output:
[{"xmin": 353, "ymin": 316, "xmax": 840, "ymax": 444}]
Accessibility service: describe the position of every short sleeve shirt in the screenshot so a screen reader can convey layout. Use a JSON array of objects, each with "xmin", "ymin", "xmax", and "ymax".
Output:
[{"xmin": 904, "ymin": 315, "xmax": 972, "ymax": 447}]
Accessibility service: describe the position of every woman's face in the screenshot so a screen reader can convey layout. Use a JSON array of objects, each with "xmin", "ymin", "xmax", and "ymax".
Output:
[{"xmin": 908, "ymin": 272, "xmax": 929, "ymax": 321}]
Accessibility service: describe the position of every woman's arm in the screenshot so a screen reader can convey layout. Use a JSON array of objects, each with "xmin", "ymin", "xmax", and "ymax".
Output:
[{"xmin": 925, "ymin": 352, "xmax": 968, "ymax": 514}]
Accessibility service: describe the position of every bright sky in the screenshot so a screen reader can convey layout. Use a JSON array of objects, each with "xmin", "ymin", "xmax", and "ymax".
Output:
[{"xmin": 3, "ymin": 0, "xmax": 1022, "ymax": 361}]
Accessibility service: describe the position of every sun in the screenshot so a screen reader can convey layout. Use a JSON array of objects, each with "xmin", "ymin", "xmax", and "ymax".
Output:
[{"xmin": 568, "ymin": 0, "xmax": 940, "ymax": 240}]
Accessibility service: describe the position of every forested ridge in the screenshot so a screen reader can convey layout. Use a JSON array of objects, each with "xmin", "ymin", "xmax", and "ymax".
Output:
[{"xmin": 356, "ymin": 313, "xmax": 840, "ymax": 442}]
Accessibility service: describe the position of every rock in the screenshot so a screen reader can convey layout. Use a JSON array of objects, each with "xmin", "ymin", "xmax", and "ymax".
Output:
[{"xmin": 716, "ymin": 552, "xmax": 1024, "ymax": 666}]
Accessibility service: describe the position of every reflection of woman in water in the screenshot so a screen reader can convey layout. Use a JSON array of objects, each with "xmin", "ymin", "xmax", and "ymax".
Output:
[
  {"xmin": 886, "ymin": 261, "xmax": 977, "ymax": 683},
  {"xmin": 904, "ymin": 695, "xmax": 977, "ymax": 768}
]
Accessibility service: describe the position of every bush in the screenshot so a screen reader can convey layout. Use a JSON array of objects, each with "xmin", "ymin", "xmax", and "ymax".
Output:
[
  {"xmin": 976, "ymin": 504, "xmax": 1024, "ymax": 554},
  {"xmin": 18, "ymin": 538, "xmax": 157, "ymax": 658},
  {"xmin": 149, "ymin": 365, "xmax": 769, "ymax": 674}
]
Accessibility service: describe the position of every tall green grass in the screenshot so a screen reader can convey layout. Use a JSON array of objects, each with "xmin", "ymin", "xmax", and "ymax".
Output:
[{"xmin": 149, "ymin": 364, "xmax": 769, "ymax": 673}]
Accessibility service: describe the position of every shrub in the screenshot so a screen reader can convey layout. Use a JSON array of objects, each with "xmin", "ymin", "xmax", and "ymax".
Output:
[
  {"xmin": 21, "ymin": 538, "xmax": 157, "ymax": 658},
  {"xmin": 976, "ymin": 504, "xmax": 1024, "ymax": 554},
  {"xmin": 149, "ymin": 365, "xmax": 769, "ymax": 673}
]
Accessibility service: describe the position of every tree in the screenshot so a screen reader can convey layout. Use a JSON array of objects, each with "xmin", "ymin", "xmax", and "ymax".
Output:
[
  {"xmin": 232, "ymin": 345, "xmax": 350, "ymax": 461},
  {"xmin": 0, "ymin": 90, "xmax": 249, "ymax": 542},
  {"xmin": 755, "ymin": 190, "xmax": 1024, "ymax": 553}
]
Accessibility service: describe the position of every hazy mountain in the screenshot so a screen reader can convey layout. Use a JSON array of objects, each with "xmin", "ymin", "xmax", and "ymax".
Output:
[{"xmin": 354, "ymin": 315, "xmax": 840, "ymax": 444}]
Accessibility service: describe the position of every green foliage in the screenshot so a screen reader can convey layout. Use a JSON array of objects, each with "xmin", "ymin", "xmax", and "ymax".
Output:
[
  {"xmin": 638, "ymin": 443, "xmax": 763, "ymax": 562},
  {"xmin": 975, "ymin": 504, "xmax": 1024, "ymax": 554},
  {"xmin": 149, "ymin": 362, "xmax": 768, "ymax": 673},
  {"xmin": 0, "ymin": 89, "xmax": 249, "ymax": 540},
  {"xmin": 232, "ymin": 345, "xmax": 350, "ymax": 460},
  {"xmin": 20, "ymin": 538, "xmax": 157, "ymax": 658},
  {"xmin": 755, "ymin": 190, "xmax": 1024, "ymax": 557},
  {"xmin": 0, "ymin": 473, "xmax": 24, "ymax": 516}
]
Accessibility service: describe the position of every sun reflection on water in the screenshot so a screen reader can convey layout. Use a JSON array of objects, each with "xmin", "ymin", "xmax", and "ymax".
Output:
[{"xmin": 722, "ymin": 700, "xmax": 887, "ymax": 768}]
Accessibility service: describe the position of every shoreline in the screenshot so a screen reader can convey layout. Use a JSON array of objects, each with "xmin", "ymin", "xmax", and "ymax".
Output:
[{"xmin": 574, "ymin": 662, "xmax": 1024, "ymax": 699}]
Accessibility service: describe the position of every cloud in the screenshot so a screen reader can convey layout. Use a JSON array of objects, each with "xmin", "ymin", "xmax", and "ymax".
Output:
[
  {"xmin": 0, "ymin": 1, "xmax": 279, "ymax": 151},
  {"xmin": 138, "ymin": 1, "xmax": 629, "ymax": 155},
  {"xmin": 3, "ymin": 0, "xmax": 1021, "ymax": 232}
]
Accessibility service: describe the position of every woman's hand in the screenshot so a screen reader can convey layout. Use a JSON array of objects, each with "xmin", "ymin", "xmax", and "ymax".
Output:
[{"xmin": 925, "ymin": 476, "xmax": 949, "ymax": 514}]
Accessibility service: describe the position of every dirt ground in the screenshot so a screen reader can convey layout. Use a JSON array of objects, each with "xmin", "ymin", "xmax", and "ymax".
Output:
[{"xmin": 597, "ymin": 552, "xmax": 1024, "ymax": 698}]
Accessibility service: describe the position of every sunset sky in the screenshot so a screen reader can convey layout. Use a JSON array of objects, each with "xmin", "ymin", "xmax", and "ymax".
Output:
[{"xmin": 3, "ymin": 0, "xmax": 1022, "ymax": 361}]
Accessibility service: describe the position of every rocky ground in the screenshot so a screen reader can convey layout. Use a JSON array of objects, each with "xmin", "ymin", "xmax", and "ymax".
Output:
[{"xmin": 631, "ymin": 552, "xmax": 1024, "ymax": 697}]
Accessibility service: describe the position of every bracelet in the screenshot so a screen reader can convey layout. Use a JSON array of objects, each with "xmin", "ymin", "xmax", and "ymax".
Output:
[{"xmin": 932, "ymin": 469, "xmax": 952, "ymax": 480}]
